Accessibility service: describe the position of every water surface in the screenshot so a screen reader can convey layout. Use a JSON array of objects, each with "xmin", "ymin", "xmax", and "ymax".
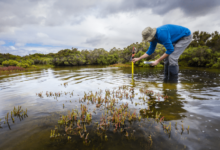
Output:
[{"xmin": 0, "ymin": 66, "xmax": 220, "ymax": 150}]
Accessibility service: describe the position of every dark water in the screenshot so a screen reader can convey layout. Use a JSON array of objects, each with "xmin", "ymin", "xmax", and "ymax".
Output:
[{"xmin": 0, "ymin": 66, "xmax": 220, "ymax": 150}]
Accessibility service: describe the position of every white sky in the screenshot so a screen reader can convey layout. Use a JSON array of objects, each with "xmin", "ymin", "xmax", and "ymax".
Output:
[{"xmin": 0, "ymin": 0, "xmax": 220, "ymax": 55}]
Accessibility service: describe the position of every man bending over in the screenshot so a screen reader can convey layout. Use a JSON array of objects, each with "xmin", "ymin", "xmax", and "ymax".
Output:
[{"xmin": 132, "ymin": 24, "xmax": 192, "ymax": 82}]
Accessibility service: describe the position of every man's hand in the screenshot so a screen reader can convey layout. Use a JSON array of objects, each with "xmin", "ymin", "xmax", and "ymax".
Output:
[
  {"xmin": 132, "ymin": 53, "xmax": 149, "ymax": 63},
  {"xmin": 151, "ymin": 59, "xmax": 160, "ymax": 66},
  {"xmin": 132, "ymin": 58, "xmax": 140, "ymax": 63},
  {"xmin": 151, "ymin": 53, "xmax": 169, "ymax": 66}
]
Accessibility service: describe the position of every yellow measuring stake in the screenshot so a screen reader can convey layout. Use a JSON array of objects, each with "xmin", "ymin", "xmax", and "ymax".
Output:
[
  {"xmin": 131, "ymin": 47, "xmax": 135, "ymax": 75},
  {"xmin": 132, "ymin": 62, "xmax": 134, "ymax": 74}
]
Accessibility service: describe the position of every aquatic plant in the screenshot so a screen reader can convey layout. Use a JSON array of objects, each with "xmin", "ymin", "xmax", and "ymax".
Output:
[
  {"xmin": 50, "ymin": 130, "xmax": 56, "ymax": 138},
  {"xmin": 45, "ymin": 85, "xmax": 191, "ymax": 147},
  {"xmin": 159, "ymin": 116, "xmax": 164, "ymax": 123},
  {"xmin": 187, "ymin": 125, "xmax": 190, "ymax": 133},
  {"xmin": 2, "ymin": 106, "xmax": 28, "ymax": 128},
  {"xmin": 79, "ymin": 131, "xmax": 84, "ymax": 138},
  {"xmin": 64, "ymin": 82, "xmax": 68, "ymax": 87},
  {"xmin": 149, "ymin": 135, "xmax": 153, "ymax": 146},
  {"xmin": 67, "ymin": 136, "xmax": 71, "ymax": 140},
  {"xmin": 36, "ymin": 92, "xmax": 43, "ymax": 98},
  {"xmin": 85, "ymin": 133, "xmax": 89, "ymax": 139},
  {"xmin": 181, "ymin": 124, "xmax": 184, "ymax": 131},
  {"xmin": 125, "ymin": 131, "xmax": 128, "ymax": 137}
]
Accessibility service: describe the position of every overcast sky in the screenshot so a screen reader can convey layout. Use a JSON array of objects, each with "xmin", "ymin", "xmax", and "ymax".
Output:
[{"xmin": 0, "ymin": 0, "xmax": 220, "ymax": 56}]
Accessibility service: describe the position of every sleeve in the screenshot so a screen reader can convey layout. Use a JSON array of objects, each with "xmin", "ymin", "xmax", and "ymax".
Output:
[
  {"xmin": 146, "ymin": 40, "xmax": 157, "ymax": 55},
  {"xmin": 159, "ymin": 30, "xmax": 174, "ymax": 55}
]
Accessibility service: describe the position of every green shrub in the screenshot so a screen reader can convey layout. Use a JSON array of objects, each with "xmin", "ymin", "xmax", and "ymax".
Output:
[
  {"xmin": 2, "ymin": 60, "xmax": 9, "ymax": 66},
  {"xmin": 17, "ymin": 62, "xmax": 29, "ymax": 68},
  {"xmin": 2, "ymin": 60, "xmax": 19, "ymax": 66}
]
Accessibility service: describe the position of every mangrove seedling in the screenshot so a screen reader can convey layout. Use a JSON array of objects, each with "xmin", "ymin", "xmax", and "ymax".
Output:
[
  {"xmin": 79, "ymin": 131, "xmax": 84, "ymax": 138},
  {"xmin": 149, "ymin": 135, "xmax": 153, "ymax": 146},
  {"xmin": 125, "ymin": 131, "xmax": 128, "ymax": 137},
  {"xmin": 84, "ymin": 124, "xmax": 87, "ymax": 132},
  {"xmin": 187, "ymin": 125, "xmax": 190, "ymax": 134},
  {"xmin": 182, "ymin": 124, "xmax": 184, "ymax": 131},
  {"xmin": 138, "ymin": 114, "xmax": 141, "ymax": 121},
  {"xmin": 50, "ymin": 130, "xmax": 56, "ymax": 138},
  {"xmin": 159, "ymin": 116, "xmax": 164, "ymax": 123},
  {"xmin": 175, "ymin": 122, "xmax": 178, "ymax": 130},
  {"xmin": 105, "ymin": 135, "xmax": 108, "ymax": 141},
  {"xmin": 85, "ymin": 133, "xmax": 89, "ymax": 140},
  {"xmin": 67, "ymin": 136, "xmax": 71, "ymax": 140}
]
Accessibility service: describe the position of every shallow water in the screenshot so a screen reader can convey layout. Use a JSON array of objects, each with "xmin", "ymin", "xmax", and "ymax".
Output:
[{"xmin": 0, "ymin": 66, "xmax": 220, "ymax": 150}]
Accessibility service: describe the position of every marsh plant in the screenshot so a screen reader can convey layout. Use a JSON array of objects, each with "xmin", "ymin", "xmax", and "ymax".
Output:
[
  {"xmin": 39, "ymin": 85, "xmax": 191, "ymax": 147},
  {"xmin": 2, "ymin": 106, "xmax": 28, "ymax": 129}
]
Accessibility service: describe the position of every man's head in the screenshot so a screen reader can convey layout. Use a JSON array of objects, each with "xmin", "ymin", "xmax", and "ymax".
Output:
[{"xmin": 142, "ymin": 27, "xmax": 157, "ymax": 42}]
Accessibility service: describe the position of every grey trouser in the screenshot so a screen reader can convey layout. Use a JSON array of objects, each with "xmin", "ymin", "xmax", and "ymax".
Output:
[{"xmin": 164, "ymin": 34, "xmax": 193, "ymax": 66}]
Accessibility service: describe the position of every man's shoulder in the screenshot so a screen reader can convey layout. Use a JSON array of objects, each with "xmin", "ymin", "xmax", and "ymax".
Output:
[
  {"xmin": 156, "ymin": 28, "xmax": 169, "ymax": 41},
  {"xmin": 157, "ymin": 24, "xmax": 186, "ymax": 29}
]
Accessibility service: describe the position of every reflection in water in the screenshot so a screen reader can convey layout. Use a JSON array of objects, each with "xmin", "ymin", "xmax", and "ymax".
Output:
[{"xmin": 0, "ymin": 66, "xmax": 220, "ymax": 150}]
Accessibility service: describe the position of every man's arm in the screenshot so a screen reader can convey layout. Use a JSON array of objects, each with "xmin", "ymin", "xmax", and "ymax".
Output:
[
  {"xmin": 132, "ymin": 40, "xmax": 157, "ymax": 63},
  {"xmin": 151, "ymin": 53, "xmax": 169, "ymax": 66},
  {"xmin": 151, "ymin": 31, "xmax": 172, "ymax": 66},
  {"xmin": 132, "ymin": 53, "xmax": 149, "ymax": 63}
]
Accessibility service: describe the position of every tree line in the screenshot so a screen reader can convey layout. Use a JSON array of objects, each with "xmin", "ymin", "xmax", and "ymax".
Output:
[{"xmin": 0, "ymin": 30, "xmax": 220, "ymax": 68}]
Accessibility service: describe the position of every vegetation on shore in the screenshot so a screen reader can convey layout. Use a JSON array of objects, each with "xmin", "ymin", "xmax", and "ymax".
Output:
[
  {"xmin": 0, "ymin": 30, "xmax": 220, "ymax": 69},
  {"xmin": 0, "ymin": 64, "xmax": 54, "ymax": 73}
]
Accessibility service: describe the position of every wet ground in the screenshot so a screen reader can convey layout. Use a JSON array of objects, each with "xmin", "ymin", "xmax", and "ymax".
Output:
[{"xmin": 0, "ymin": 66, "xmax": 220, "ymax": 150}]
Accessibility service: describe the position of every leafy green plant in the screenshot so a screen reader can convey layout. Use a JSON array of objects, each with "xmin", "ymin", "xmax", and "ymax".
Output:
[{"xmin": 2, "ymin": 60, "xmax": 19, "ymax": 66}]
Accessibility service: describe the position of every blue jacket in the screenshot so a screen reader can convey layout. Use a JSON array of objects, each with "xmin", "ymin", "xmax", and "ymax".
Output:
[{"xmin": 146, "ymin": 24, "xmax": 191, "ymax": 55}]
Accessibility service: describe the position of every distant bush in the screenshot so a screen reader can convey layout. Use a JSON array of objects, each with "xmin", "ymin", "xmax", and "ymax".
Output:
[
  {"xmin": 31, "ymin": 65, "xmax": 37, "ymax": 68},
  {"xmin": 2, "ymin": 60, "xmax": 19, "ymax": 66},
  {"xmin": 179, "ymin": 46, "xmax": 220, "ymax": 68},
  {"xmin": 16, "ymin": 62, "xmax": 30, "ymax": 68}
]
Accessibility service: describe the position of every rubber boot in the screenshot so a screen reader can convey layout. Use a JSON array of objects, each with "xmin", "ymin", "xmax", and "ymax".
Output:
[
  {"xmin": 168, "ymin": 65, "xmax": 179, "ymax": 83},
  {"xmin": 163, "ymin": 64, "xmax": 169, "ymax": 82}
]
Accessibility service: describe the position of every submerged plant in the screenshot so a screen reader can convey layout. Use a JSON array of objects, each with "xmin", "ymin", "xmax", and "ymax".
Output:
[
  {"xmin": 182, "ymin": 124, "xmax": 184, "ymax": 131},
  {"xmin": 149, "ymin": 135, "xmax": 153, "ymax": 146},
  {"xmin": 85, "ymin": 133, "xmax": 89, "ymax": 140},
  {"xmin": 187, "ymin": 125, "xmax": 190, "ymax": 133},
  {"xmin": 45, "ymin": 85, "xmax": 191, "ymax": 147}
]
